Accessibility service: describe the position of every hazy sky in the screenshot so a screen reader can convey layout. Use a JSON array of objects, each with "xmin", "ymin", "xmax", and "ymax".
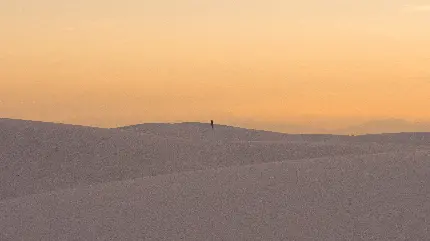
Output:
[{"xmin": 1, "ymin": 0, "xmax": 429, "ymax": 130}]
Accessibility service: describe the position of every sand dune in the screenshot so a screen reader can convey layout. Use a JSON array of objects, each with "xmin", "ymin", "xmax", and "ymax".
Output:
[
  {"xmin": 1, "ymin": 118, "xmax": 430, "ymax": 240},
  {"xmin": 1, "ymin": 118, "xmax": 408, "ymax": 201},
  {"xmin": 1, "ymin": 151, "xmax": 429, "ymax": 240}
]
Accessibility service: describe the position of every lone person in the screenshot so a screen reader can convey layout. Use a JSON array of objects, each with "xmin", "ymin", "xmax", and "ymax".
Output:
[{"xmin": 210, "ymin": 120, "xmax": 214, "ymax": 129}]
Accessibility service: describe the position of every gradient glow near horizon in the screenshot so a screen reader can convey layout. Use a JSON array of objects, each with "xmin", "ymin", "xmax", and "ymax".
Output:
[{"xmin": 1, "ymin": 0, "xmax": 430, "ymax": 131}]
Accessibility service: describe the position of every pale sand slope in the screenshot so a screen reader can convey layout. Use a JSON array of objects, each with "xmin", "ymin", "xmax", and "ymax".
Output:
[
  {"xmin": 1, "ymin": 151, "xmax": 429, "ymax": 240},
  {"xmin": 1, "ymin": 118, "xmax": 412, "ymax": 201}
]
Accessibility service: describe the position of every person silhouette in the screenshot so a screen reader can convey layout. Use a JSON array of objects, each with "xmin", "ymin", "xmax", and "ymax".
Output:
[{"xmin": 210, "ymin": 120, "xmax": 214, "ymax": 129}]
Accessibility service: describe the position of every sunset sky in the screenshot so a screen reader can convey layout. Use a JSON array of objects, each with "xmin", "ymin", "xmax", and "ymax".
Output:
[{"xmin": 1, "ymin": 0, "xmax": 429, "ymax": 132}]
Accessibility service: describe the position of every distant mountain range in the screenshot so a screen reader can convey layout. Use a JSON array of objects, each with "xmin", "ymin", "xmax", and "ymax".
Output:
[
  {"xmin": 228, "ymin": 118, "xmax": 430, "ymax": 135},
  {"xmin": 172, "ymin": 118, "xmax": 430, "ymax": 135},
  {"xmin": 333, "ymin": 119, "xmax": 430, "ymax": 135}
]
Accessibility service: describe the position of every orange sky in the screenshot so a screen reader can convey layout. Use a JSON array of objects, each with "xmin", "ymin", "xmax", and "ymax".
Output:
[{"xmin": 1, "ymin": 0, "xmax": 429, "ymax": 131}]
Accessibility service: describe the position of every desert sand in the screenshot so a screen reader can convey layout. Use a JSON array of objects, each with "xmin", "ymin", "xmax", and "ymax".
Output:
[{"xmin": 1, "ymin": 118, "xmax": 429, "ymax": 240}]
